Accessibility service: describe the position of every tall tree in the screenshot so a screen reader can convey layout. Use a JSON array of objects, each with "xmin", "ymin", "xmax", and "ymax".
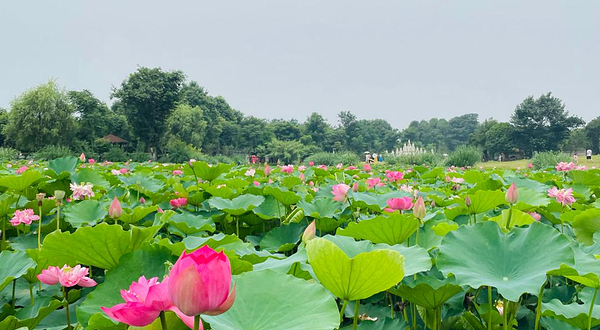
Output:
[
  {"xmin": 303, "ymin": 113, "xmax": 331, "ymax": 150},
  {"xmin": 469, "ymin": 119, "xmax": 499, "ymax": 160},
  {"xmin": 484, "ymin": 122, "xmax": 516, "ymax": 158},
  {"xmin": 562, "ymin": 128, "xmax": 589, "ymax": 154},
  {"xmin": 3, "ymin": 80, "xmax": 76, "ymax": 152},
  {"xmin": 68, "ymin": 90, "xmax": 113, "ymax": 143},
  {"xmin": 111, "ymin": 67, "xmax": 185, "ymax": 157},
  {"xmin": 446, "ymin": 113, "xmax": 479, "ymax": 150},
  {"xmin": 162, "ymin": 104, "xmax": 207, "ymax": 149},
  {"xmin": 510, "ymin": 93, "xmax": 584, "ymax": 156},
  {"xmin": 585, "ymin": 116, "xmax": 600, "ymax": 153}
]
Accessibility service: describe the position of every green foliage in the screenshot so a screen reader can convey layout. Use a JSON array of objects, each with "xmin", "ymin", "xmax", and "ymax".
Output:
[
  {"xmin": 385, "ymin": 153, "xmax": 444, "ymax": 166},
  {"xmin": 586, "ymin": 116, "xmax": 600, "ymax": 153},
  {"xmin": 266, "ymin": 138, "xmax": 317, "ymax": 164},
  {"xmin": 102, "ymin": 146, "xmax": 128, "ymax": 162},
  {"xmin": 445, "ymin": 145, "xmax": 481, "ymax": 167},
  {"xmin": 0, "ymin": 147, "xmax": 20, "ymax": 161},
  {"xmin": 531, "ymin": 151, "xmax": 571, "ymax": 170},
  {"xmin": 163, "ymin": 103, "xmax": 207, "ymax": 149},
  {"xmin": 4, "ymin": 80, "xmax": 77, "ymax": 152},
  {"xmin": 33, "ymin": 145, "xmax": 73, "ymax": 160},
  {"xmin": 304, "ymin": 151, "xmax": 360, "ymax": 166},
  {"xmin": 511, "ymin": 93, "xmax": 584, "ymax": 156}
]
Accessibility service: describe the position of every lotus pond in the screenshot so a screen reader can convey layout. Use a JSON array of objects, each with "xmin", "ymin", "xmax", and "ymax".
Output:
[{"xmin": 1, "ymin": 157, "xmax": 600, "ymax": 330}]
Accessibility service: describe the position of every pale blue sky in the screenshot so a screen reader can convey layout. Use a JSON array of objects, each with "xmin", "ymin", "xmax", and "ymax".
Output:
[{"xmin": 0, "ymin": 0, "xmax": 598, "ymax": 128}]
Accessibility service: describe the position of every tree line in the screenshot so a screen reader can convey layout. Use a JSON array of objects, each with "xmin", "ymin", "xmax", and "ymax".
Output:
[{"xmin": 0, "ymin": 67, "xmax": 597, "ymax": 162}]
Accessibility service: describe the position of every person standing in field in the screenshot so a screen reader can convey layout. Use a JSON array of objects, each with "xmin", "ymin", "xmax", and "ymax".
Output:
[
  {"xmin": 587, "ymin": 149, "xmax": 593, "ymax": 160},
  {"xmin": 573, "ymin": 153, "xmax": 578, "ymax": 163}
]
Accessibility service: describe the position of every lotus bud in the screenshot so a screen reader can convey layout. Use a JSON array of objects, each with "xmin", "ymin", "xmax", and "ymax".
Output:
[
  {"xmin": 505, "ymin": 183, "xmax": 518, "ymax": 204},
  {"xmin": 79, "ymin": 153, "xmax": 86, "ymax": 162},
  {"xmin": 302, "ymin": 221, "xmax": 316, "ymax": 243},
  {"xmin": 139, "ymin": 197, "xmax": 146, "ymax": 204},
  {"xmin": 352, "ymin": 182, "xmax": 359, "ymax": 192},
  {"xmin": 109, "ymin": 197, "xmax": 123, "ymax": 218},
  {"xmin": 264, "ymin": 164, "xmax": 272, "ymax": 176},
  {"xmin": 465, "ymin": 195, "xmax": 471, "ymax": 207},
  {"xmin": 413, "ymin": 196, "xmax": 426, "ymax": 220}
]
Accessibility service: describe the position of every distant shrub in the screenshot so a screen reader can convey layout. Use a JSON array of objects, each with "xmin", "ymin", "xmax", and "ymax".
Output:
[
  {"xmin": 304, "ymin": 151, "xmax": 360, "ymax": 166},
  {"xmin": 445, "ymin": 146, "xmax": 481, "ymax": 167},
  {"xmin": 34, "ymin": 145, "xmax": 72, "ymax": 160},
  {"xmin": 160, "ymin": 139, "xmax": 199, "ymax": 164},
  {"xmin": 103, "ymin": 146, "xmax": 128, "ymax": 162},
  {"xmin": 0, "ymin": 147, "xmax": 20, "ymax": 162},
  {"xmin": 531, "ymin": 151, "xmax": 571, "ymax": 170},
  {"xmin": 386, "ymin": 153, "xmax": 444, "ymax": 166}
]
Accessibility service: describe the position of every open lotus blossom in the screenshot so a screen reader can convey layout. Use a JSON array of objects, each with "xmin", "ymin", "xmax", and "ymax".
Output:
[
  {"xmin": 528, "ymin": 163, "xmax": 533, "ymax": 169},
  {"xmin": 170, "ymin": 197, "xmax": 188, "ymax": 209},
  {"xmin": 399, "ymin": 184, "xmax": 414, "ymax": 193},
  {"xmin": 298, "ymin": 165, "xmax": 306, "ymax": 172},
  {"xmin": 547, "ymin": 187, "xmax": 576, "ymax": 206},
  {"xmin": 385, "ymin": 171, "xmax": 404, "ymax": 182},
  {"xmin": 528, "ymin": 212, "xmax": 542, "ymax": 221},
  {"xmin": 245, "ymin": 168, "xmax": 256, "ymax": 177},
  {"xmin": 450, "ymin": 177, "xmax": 465, "ymax": 184},
  {"xmin": 336, "ymin": 163, "xmax": 343, "ymax": 169},
  {"xmin": 366, "ymin": 177, "xmax": 385, "ymax": 189},
  {"xmin": 88, "ymin": 159, "xmax": 96, "ymax": 164},
  {"xmin": 263, "ymin": 165, "xmax": 272, "ymax": 176},
  {"xmin": 172, "ymin": 169, "xmax": 183, "ymax": 176},
  {"xmin": 168, "ymin": 246, "xmax": 236, "ymax": 317},
  {"xmin": 331, "ymin": 184, "xmax": 351, "ymax": 202},
  {"xmin": 308, "ymin": 161, "xmax": 315, "ymax": 166},
  {"xmin": 556, "ymin": 162, "xmax": 576, "ymax": 171},
  {"xmin": 10, "ymin": 208, "xmax": 39, "ymax": 226},
  {"xmin": 318, "ymin": 165, "xmax": 328, "ymax": 170},
  {"xmin": 363, "ymin": 163, "xmax": 372, "ymax": 172},
  {"xmin": 281, "ymin": 165, "xmax": 294, "ymax": 174},
  {"xmin": 385, "ymin": 197, "xmax": 414, "ymax": 212},
  {"xmin": 16, "ymin": 166, "xmax": 29, "ymax": 174},
  {"xmin": 102, "ymin": 276, "xmax": 194, "ymax": 328},
  {"xmin": 69, "ymin": 182, "xmax": 95, "ymax": 200},
  {"xmin": 37, "ymin": 265, "xmax": 97, "ymax": 288}
]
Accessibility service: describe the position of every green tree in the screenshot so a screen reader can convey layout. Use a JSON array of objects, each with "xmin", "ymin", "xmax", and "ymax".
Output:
[
  {"xmin": 585, "ymin": 116, "xmax": 600, "ymax": 153},
  {"xmin": 303, "ymin": 113, "xmax": 331, "ymax": 150},
  {"xmin": 266, "ymin": 138, "xmax": 316, "ymax": 164},
  {"xmin": 0, "ymin": 108, "xmax": 8, "ymax": 146},
  {"xmin": 510, "ymin": 93, "xmax": 584, "ymax": 156},
  {"xmin": 562, "ymin": 128, "xmax": 589, "ymax": 154},
  {"xmin": 3, "ymin": 80, "xmax": 76, "ymax": 152},
  {"xmin": 484, "ymin": 122, "xmax": 516, "ymax": 158},
  {"xmin": 446, "ymin": 113, "xmax": 479, "ymax": 150},
  {"xmin": 270, "ymin": 119, "xmax": 302, "ymax": 141},
  {"xmin": 68, "ymin": 90, "xmax": 114, "ymax": 143},
  {"xmin": 163, "ymin": 104, "xmax": 207, "ymax": 149},
  {"xmin": 469, "ymin": 119, "xmax": 499, "ymax": 160},
  {"xmin": 238, "ymin": 116, "xmax": 274, "ymax": 152},
  {"xmin": 111, "ymin": 67, "xmax": 185, "ymax": 157}
]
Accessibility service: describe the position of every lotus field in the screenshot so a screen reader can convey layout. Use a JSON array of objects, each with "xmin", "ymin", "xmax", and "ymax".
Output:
[{"xmin": 2, "ymin": 156, "xmax": 600, "ymax": 330}]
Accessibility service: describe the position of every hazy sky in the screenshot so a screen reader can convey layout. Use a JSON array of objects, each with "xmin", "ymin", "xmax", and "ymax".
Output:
[{"xmin": 1, "ymin": 1, "xmax": 599, "ymax": 129}]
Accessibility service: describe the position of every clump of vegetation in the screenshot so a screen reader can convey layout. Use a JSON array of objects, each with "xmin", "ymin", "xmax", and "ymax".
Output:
[
  {"xmin": 0, "ymin": 147, "xmax": 20, "ymax": 162},
  {"xmin": 33, "ymin": 145, "xmax": 73, "ymax": 160},
  {"xmin": 531, "ymin": 151, "xmax": 572, "ymax": 170},
  {"xmin": 304, "ymin": 151, "xmax": 360, "ymax": 166},
  {"xmin": 386, "ymin": 153, "xmax": 445, "ymax": 166},
  {"xmin": 445, "ymin": 145, "xmax": 481, "ymax": 167}
]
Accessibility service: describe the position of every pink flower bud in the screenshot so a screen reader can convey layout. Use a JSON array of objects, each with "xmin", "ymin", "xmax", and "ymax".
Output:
[
  {"xmin": 506, "ymin": 183, "xmax": 518, "ymax": 204},
  {"xmin": 109, "ymin": 197, "xmax": 123, "ymax": 218},
  {"xmin": 302, "ymin": 221, "xmax": 316, "ymax": 243},
  {"xmin": 413, "ymin": 196, "xmax": 426, "ymax": 219}
]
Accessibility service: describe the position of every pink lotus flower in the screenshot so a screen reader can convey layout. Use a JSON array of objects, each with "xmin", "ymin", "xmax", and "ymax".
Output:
[
  {"xmin": 548, "ymin": 187, "xmax": 576, "ymax": 206},
  {"xmin": 366, "ymin": 177, "xmax": 385, "ymax": 189},
  {"xmin": 70, "ymin": 182, "xmax": 95, "ymax": 200},
  {"xmin": 253, "ymin": 181, "xmax": 260, "ymax": 186},
  {"xmin": 263, "ymin": 165, "xmax": 271, "ymax": 176},
  {"xmin": 352, "ymin": 182, "xmax": 359, "ymax": 192},
  {"xmin": 450, "ymin": 177, "xmax": 465, "ymax": 184},
  {"xmin": 109, "ymin": 197, "xmax": 123, "ymax": 218},
  {"xmin": 10, "ymin": 209, "xmax": 39, "ymax": 226},
  {"xmin": 302, "ymin": 221, "xmax": 316, "ymax": 243},
  {"xmin": 347, "ymin": 166, "xmax": 357, "ymax": 170},
  {"xmin": 385, "ymin": 171, "xmax": 404, "ymax": 182},
  {"xmin": 318, "ymin": 165, "xmax": 328, "ymax": 170},
  {"xmin": 299, "ymin": 173, "xmax": 305, "ymax": 181},
  {"xmin": 363, "ymin": 163, "xmax": 372, "ymax": 172},
  {"xmin": 385, "ymin": 197, "xmax": 414, "ymax": 212},
  {"xmin": 281, "ymin": 165, "xmax": 294, "ymax": 174},
  {"xmin": 16, "ymin": 166, "xmax": 29, "ymax": 174},
  {"xmin": 102, "ymin": 276, "xmax": 194, "ymax": 328},
  {"xmin": 336, "ymin": 163, "xmax": 343, "ymax": 169},
  {"xmin": 308, "ymin": 161, "xmax": 315, "ymax": 166},
  {"xmin": 298, "ymin": 165, "xmax": 306, "ymax": 172},
  {"xmin": 331, "ymin": 184, "xmax": 351, "ymax": 202},
  {"xmin": 37, "ymin": 265, "xmax": 97, "ymax": 288},
  {"xmin": 528, "ymin": 212, "xmax": 542, "ymax": 221},
  {"xmin": 505, "ymin": 183, "xmax": 518, "ymax": 204},
  {"xmin": 399, "ymin": 184, "xmax": 414, "ymax": 193},
  {"xmin": 170, "ymin": 198, "xmax": 188, "ymax": 209},
  {"xmin": 168, "ymin": 246, "xmax": 236, "ymax": 317},
  {"xmin": 79, "ymin": 153, "xmax": 86, "ymax": 162},
  {"xmin": 119, "ymin": 168, "xmax": 128, "ymax": 174},
  {"xmin": 245, "ymin": 168, "xmax": 256, "ymax": 177},
  {"xmin": 111, "ymin": 169, "xmax": 122, "ymax": 175},
  {"xmin": 88, "ymin": 159, "xmax": 96, "ymax": 164},
  {"xmin": 413, "ymin": 196, "xmax": 426, "ymax": 219},
  {"xmin": 556, "ymin": 162, "xmax": 576, "ymax": 171},
  {"xmin": 528, "ymin": 163, "xmax": 533, "ymax": 169},
  {"xmin": 140, "ymin": 197, "xmax": 146, "ymax": 204}
]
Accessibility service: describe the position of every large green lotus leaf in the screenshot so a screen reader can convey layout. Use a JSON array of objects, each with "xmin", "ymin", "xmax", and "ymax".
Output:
[
  {"xmin": 38, "ymin": 223, "xmax": 160, "ymax": 270},
  {"xmin": 253, "ymin": 248, "xmax": 310, "ymax": 274},
  {"xmin": 167, "ymin": 212, "xmax": 215, "ymax": 236},
  {"xmin": 350, "ymin": 191, "xmax": 412, "ymax": 212},
  {"xmin": 485, "ymin": 208, "xmax": 536, "ymax": 231},
  {"xmin": 323, "ymin": 235, "xmax": 431, "ymax": 277},
  {"xmin": 183, "ymin": 233, "xmax": 273, "ymax": 263},
  {"xmin": 208, "ymin": 195, "xmax": 265, "ymax": 216},
  {"xmin": 203, "ymin": 270, "xmax": 340, "ymax": 330},
  {"xmin": 263, "ymin": 186, "xmax": 301, "ymax": 206},
  {"xmin": 188, "ymin": 161, "xmax": 232, "ymax": 181},
  {"xmin": 0, "ymin": 170, "xmax": 42, "ymax": 191},
  {"xmin": 504, "ymin": 176, "xmax": 549, "ymax": 193},
  {"xmin": 77, "ymin": 244, "xmax": 175, "ymax": 328},
  {"xmin": 388, "ymin": 276, "xmax": 462, "ymax": 309},
  {"xmin": 0, "ymin": 250, "xmax": 36, "ymax": 291},
  {"xmin": 260, "ymin": 223, "xmax": 306, "ymax": 252},
  {"xmin": 0, "ymin": 194, "xmax": 17, "ymax": 218},
  {"xmin": 336, "ymin": 213, "xmax": 419, "ymax": 245},
  {"xmin": 572, "ymin": 208, "xmax": 600, "ymax": 246},
  {"xmin": 540, "ymin": 317, "xmax": 580, "ymax": 330},
  {"xmin": 542, "ymin": 286, "xmax": 600, "ymax": 329},
  {"xmin": 297, "ymin": 197, "xmax": 341, "ymax": 219},
  {"xmin": 514, "ymin": 188, "xmax": 550, "ymax": 209},
  {"xmin": 71, "ymin": 168, "xmax": 110, "ymax": 188},
  {"xmin": 340, "ymin": 317, "xmax": 408, "ymax": 330},
  {"xmin": 463, "ymin": 171, "xmax": 486, "ymax": 184},
  {"xmin": 252, "ymin": 195, "xmax": 285, "ymax": 220},
  {"xmin": 14, "ymin": 295, "xmax": 63, "ymax": 329},
  {"xmin": 119, "ymin": 173, "xmax": 165, "ymax": 192},
  {"xmin": 549, "ymin": 245, "xmax": 600, "ymax": 288},
  {"xmin": 306, "ymin": 237, "xmax": 405, "ymax": 301},
  {"xmin": 119, "ymin": 205, "xmax": 159, "ymax": 224},
  {"xmin": 462, "ymin": 189, "xmax": 506, "ymax": 214},
  {"xmin": 437, "ymin": 221, "xmax": 573, "ymax": 301},
  {"xmin": 48, "ymin": 156, "xmax": 79, "ymax": 177},
  {"xmin": 63, "ymin": 199, "xmax": 108, "ymax": 227},
  {"xmin": 568, "ymin": 170, "xmax": 600, "ymax": 186}
]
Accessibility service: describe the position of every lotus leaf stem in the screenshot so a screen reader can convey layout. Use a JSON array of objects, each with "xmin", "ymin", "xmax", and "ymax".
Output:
[
  {"xmin": 194, "ymin": 314, "xmax": 201, "ymax": 330},
  {"xmin": 534, "ymin": 281, "xmax": 545, "ymax": 330},
  {"xmin": 488, "ymin": 286, "xmax": 492, "ymax": 330},
  {"xmin": 63, "ymin": 286, "xmax": 71, "ymax": 330},
  {"xmin": 588, "ymin": 287, "xmax": 599, "ymax": 330},
  {"xmin": 339, "ymin": 299, "xmax": 348, "ymax": 324},
  {"xmin": 160, "ymin": 311, "xmax": 168, "ymax": 330},
  {"xmin": 353, "ymin": 299, "xmax": 360, "ymax": 330}
]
